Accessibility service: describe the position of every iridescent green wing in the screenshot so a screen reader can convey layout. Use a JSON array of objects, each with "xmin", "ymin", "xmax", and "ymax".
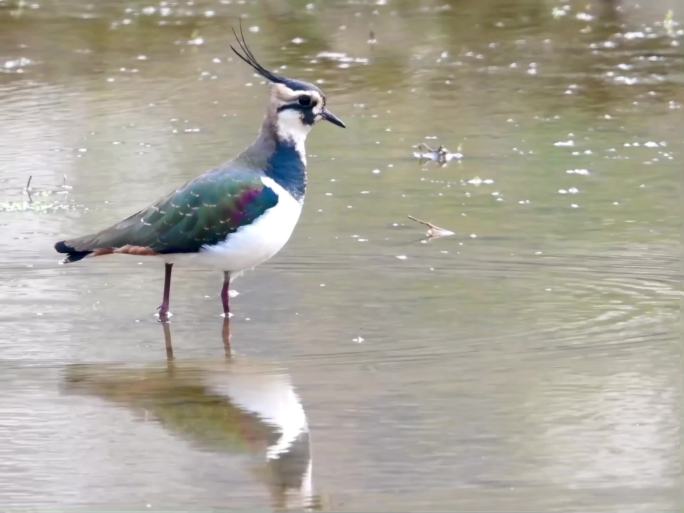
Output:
[{"xmin": 80, "ymin": 168, "xmax": 278, "ymax": 253}]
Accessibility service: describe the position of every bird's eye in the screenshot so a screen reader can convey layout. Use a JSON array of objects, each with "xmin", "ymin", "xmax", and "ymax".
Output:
[{"xmin": 298, "ymin": 96, "xmax": 314, "ymax": 107}]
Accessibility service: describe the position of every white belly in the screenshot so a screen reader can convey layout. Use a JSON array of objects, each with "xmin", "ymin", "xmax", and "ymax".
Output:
[{"xmin": 165, "ymin": 177, "xmax": 302, "ymax": 271}]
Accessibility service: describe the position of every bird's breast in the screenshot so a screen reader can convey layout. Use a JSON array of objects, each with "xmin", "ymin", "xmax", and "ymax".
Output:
[{"xmin": 194, "ymin": 177, "xmax": 302, "ymax": 271}]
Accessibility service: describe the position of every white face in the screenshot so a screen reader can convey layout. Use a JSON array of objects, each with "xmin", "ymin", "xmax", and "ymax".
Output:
[
  {"xmin": 271, "ymin": 83, "xmax": 325, "ymax": 149},
  {"xmin": 276, "ymin": 108, "xmax": 312, "ymax": 149}
]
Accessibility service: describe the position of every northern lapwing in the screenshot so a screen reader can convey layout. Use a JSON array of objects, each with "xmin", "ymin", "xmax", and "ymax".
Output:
[{"xmin": 55, "ymin": 28, "xmax": 345, "ymax": 321}]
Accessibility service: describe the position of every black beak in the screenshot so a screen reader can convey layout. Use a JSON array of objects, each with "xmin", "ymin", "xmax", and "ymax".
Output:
[{"xmin": 321, "ymin": 109, "xmax": 346, "ymax": 128}]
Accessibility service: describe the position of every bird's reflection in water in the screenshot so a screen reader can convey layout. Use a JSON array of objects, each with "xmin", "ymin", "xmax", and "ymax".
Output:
[{"xmin": 64, "ymin": 319, "xmax": 319, "ymax": 511}]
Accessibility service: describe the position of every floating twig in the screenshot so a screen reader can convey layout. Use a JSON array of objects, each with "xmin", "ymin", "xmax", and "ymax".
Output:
[
  {"xmin": 23, "ymin": 175, "xmax": 71, "ymax": 204},
  {"xmin": 61, "ymin": 174, "xmax": 72, "ymax": 190},
  {"xmin": 412, "ymin": 142, "xmax": 463, "ymax": 165},
  {"xmin": 407, "ymin": 215, "xmax": 455, "ymax": 239}
]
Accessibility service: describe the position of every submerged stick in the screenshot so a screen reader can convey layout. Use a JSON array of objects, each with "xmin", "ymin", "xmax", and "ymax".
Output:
[{"xmin": 25, "ymin": 175, "xmax": 33, "ymax": 203}]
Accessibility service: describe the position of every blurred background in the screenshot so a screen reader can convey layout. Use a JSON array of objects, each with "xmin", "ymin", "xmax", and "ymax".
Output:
[{"xmin": 0, "ymin": 0, "xmax": 682, "ymax": 511}]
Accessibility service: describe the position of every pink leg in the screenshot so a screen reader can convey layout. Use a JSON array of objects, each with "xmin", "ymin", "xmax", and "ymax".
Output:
[
  {"xmin": 158, "ymin": 263, "xmax": 173, "ymax": 321},
  {"xmin": 222, "ymin": 317, "xmax": 231, "ymax": 357},
  {"xmin": 221, "ymin": 271, "xmax": 231, "ymax": 316}
]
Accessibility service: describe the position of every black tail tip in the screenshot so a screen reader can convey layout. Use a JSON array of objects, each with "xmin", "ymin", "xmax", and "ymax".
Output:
[
  {"xmin": 54, "ymin": 240, "xmax": 72, "ymax": 253},
  {"xmin": 55, "ymin": 240, "xmax": 91, "ymax": 263}
]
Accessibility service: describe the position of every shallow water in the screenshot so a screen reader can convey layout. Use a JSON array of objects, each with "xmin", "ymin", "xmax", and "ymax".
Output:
[{"xmin": 0, "ymin": 0, "xmax": 682, "ymax": 511}]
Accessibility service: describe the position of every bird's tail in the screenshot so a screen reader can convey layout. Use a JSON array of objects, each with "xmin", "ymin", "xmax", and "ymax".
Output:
[{"xmin": 54, "ymin": 240, "xmax": 92, "ymax": 263}]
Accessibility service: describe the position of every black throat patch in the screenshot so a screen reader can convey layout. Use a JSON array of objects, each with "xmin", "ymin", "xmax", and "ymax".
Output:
[{"xmin": 264, "ymin": 139, "xmax": 307, "ymax": 201}]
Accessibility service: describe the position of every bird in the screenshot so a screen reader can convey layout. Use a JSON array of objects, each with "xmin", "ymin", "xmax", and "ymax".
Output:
[{"xmin": 54, "ymin": 27, "xmax": 345, "ymax": 321}]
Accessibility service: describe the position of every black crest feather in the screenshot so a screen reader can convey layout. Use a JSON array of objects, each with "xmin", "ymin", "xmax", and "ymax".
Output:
[
  {"xmin": 230, "ymin": 23, "xmax": 287, "ymax": 84},
  {"xmin": 230, "ymin": 22, "xmax": 318, "ymax": 93}
]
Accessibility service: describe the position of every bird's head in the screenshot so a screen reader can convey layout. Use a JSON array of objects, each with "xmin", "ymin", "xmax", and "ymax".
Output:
[{"xmin": 231, "ymin": 27, "xmax": 345, "ymax": 146}]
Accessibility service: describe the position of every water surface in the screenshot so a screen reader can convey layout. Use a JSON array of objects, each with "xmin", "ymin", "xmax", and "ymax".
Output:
[{"xmin": 0, "ymin": 0, "xmax": 682, "ymax": 511}]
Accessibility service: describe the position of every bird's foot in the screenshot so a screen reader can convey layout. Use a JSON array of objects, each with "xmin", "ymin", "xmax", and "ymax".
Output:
[
  {"xmin": 156, "ymin": 304, "xmax": 173, "ymax": 323},
  {"xmin": 220, "ymin": 289, "xmax": 238, "ymax": 318}
]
